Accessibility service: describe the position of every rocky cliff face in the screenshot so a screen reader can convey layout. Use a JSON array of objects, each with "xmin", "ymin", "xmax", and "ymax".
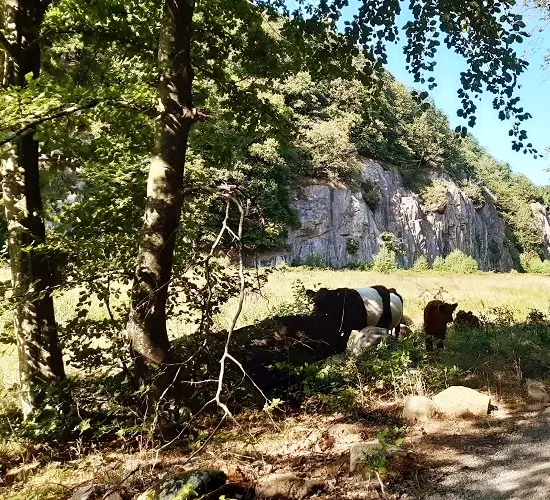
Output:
[{"xmin": 255, "ymin": 160, "xmax": 549, "ymax": 271}]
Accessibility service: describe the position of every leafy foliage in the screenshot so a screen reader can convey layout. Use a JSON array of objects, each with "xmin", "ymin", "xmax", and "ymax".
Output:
[
  {"xmin": 412, "ymin": 255, "xmax": 430, "ymax": 271},
  {"xmin": 420, "ymin": 179, "xmax": 448, "ymax": 214},
  {"xmin": 441, "ymin": 250, "xmax": 479, "ymax": 274},
  {"xmin": 0, "ymin": 0, "xmax": 545, "ymax": 445},
  {"xmin": 429, "ymin": 250, "xmax": 480, "ymax": 274},
  {"xmin": 519, "ymin": 252, "xmax": 550, "ymax": 275},
  {"xmin": 372, "ymin": 248, "xmax": 397, "ymax": 274}
]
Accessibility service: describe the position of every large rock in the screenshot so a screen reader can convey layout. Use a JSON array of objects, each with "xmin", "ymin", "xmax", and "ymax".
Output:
[
  {"xmin": 137, "ymin": 469, "xmax": 226, "ymax": 500},
  {"xmin": 347, "ymin": 326, "xmax": 388, "ymax": 356},
  {"xmin": 253, "ymin": 159, "xmax": 525, "ymax": 270},
  {"xmin": 432, "ymin": 386, "xmax": 491, "ymax": 418},
  {"xmin": 255, "ymin": 473, "xmax": 324, "ymax": 499},
  {"xmin": 402, "ymin": 395, "xmax": 436, "ymax": 422},
  {"xmin": 525, "ymin": 379, "xmax": 550, "ymax": 403}
]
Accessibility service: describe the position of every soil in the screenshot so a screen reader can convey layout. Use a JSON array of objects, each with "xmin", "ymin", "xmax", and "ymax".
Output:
[{"xmin": 4, "ymin": 387, "xmax": 550, "ymax": 500}]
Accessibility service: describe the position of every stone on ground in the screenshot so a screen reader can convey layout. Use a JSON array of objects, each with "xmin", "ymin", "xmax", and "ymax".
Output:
[
  {"xmin": 402, "ymin": 395, "xmax": 436, "ymax": 422},
  {"xmin": 526, "ymin": 379, "xmax": 550, "ymax": 403},
  {"xmin": 255, "ymin": 473, "xmax": 324, "ymax": 499},
  {"xmin": 347, "ymin": 326, "xmax": 388, "ymax": 356},
  {"xmin": 432, "ymin": 386, "xmax": 491, "ymax": 418}
]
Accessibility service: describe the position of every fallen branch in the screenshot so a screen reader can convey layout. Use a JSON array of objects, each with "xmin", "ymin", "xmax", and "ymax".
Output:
[{"xmin": 100, "ymin": 467, "xmax": 139, "ymax": 500}]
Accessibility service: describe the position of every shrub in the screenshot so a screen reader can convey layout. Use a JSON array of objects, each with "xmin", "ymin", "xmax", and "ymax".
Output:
[
  {"xmin": 360, "ymin": 179, "xmax": 380, "ymax": 210},
  {"xmin": 432, "ymin": 255, "xmax": 445, "ymax": 271},
  {"xmin": 442, "ymin": 249, "xmax": 479, "ymax": 274},
  {"xmin": 420, "ymin": 179, "xmax": 448, "ymax": 214},
  {"xmin": 301, "ymin": 253, "xmax": 327, "ymax": 268},
  {"xmin": 356, "ymin": 335, "xmax": 461, "ymax": 397},
  {"xmin": 346, "ymin": 237, "xmax": 359, "ymax": 255},
  {"xmin": 431, "ymin": 250, "xmax": 478, "ymax": 274},
  {"xmin": 380, "ymin": 231, "xmax": 402, "ymax": 254},
  {"xmin": 347, "ymin": 260, "xmax": 373, "ymax": 271},
  {"xmin": 461, "ymin": 180, "xmax": 485, "ymax": 208},
  {"xmin": 412, "ymin": 255, "xmax": 430, "ymax": 271},
  {"xmin": 519, "ymin": 252, "xmax": 550, "ymax": 275},
  {"xmin": 372, "ymin": 247, "xmax": 397, "ymax": 274}
]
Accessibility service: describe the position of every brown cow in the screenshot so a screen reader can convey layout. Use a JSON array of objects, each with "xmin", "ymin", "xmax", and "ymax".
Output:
[
  {"xmin": 454, "ymin": 310, "xmax": 482, "ymax": 330},
  {"xmin": 423, "ymin": 300, "xmax": 458, "ymax": 351}
]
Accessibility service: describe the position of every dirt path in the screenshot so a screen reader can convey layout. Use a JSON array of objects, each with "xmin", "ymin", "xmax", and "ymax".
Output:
[{"xmin": 411, "ymin": 405, "xmax": 550, "ymax": 500}]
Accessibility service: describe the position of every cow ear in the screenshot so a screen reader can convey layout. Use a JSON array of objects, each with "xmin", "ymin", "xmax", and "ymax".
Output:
[
  {"xmin": 451, "ymin": 303, "xmax": 458, "ymax": 310},
  {"xmin": 305, "ymin": 289, "xmax": 316, "ymax": 298}
]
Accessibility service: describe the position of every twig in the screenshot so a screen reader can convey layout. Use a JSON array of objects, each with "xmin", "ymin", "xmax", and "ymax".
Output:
[
  {"xmin": 374, "ymin": 470, "xmax": 387, "ymax": 499},
  {"xmin": 180, "ymin": 414, "xmax": 227, "ymax": 467},
  {"xmin": 0, "ymin": 100, "xmax": 100, "ymax": 146},
  {"xmin": 100, "ymin": 467, "xmax": 139, "ymax": 500}
]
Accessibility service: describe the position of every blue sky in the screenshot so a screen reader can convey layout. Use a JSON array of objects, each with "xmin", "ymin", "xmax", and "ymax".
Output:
[{"xmin": 285, "ymin": 1, "xmax": 550, "ymax": 185}]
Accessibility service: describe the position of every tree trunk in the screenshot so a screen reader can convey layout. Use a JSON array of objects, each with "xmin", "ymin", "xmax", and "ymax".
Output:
[
  {"xmin": 0, "ymin": 0, "xmax": 66, "ymax": 419},
  {"xmin": 126, "ymin": 1, "xmax": 195, "ymax": 384}
]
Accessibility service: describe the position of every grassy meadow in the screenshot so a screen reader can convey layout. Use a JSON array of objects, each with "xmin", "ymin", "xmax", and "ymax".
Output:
[
  {"xmin": 1, "ymin": 265, "xmax": 550, "ymax": 392},
  {"xmin": 222, "ymin": 267, "xmax": 550, "ymax": 329}
]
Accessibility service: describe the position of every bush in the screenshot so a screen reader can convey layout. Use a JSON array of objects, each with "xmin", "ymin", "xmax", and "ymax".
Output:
[
  {"xmin": 412, "ymin": 255, "xmax": 430, "ymax": 271},
  {"xmin": 420, "ymin": 179, "xmax": 448, "ymax": 214},
  {"xmin": 372, "ymin": 248, "xmax": 397, "ymax": 274},
  {"xmin": 347, "ymin": 260, "xmax": 373, "ymax": 271},
  {"xmin": 346, "ymin": 237, "xmax": 359, "ymax": 255},
  {"xmin": 380, "ymin": 231, "xmax": 402, "ymax": 254},
  {"xmin": 461, "ymin": 180, "xmax": 485, "ymax": 208},
  {"xmin": 519, "ymin": 252, "xmax": 550, "ymax": 275},
  {"xmin": 442, "ymin": 249, "xmax": 479, "ymax": 274},
  {"xmin": 356, "ymin": 335, "xmax": 461, "ymax": 397},
  {"xmin": 360, "ymin": 179, "xmax": 380, "ymax": 210},
  {"xmin": 301, "ymin": 253, "xmax": 327, "ymax": 268},
  {"xmin": 431, "ymin": 250, "xmax": 478, "ymax": 274},
  {"xmin": 432, "ymin": 255, "xmax": 445, "ymax": 271}
]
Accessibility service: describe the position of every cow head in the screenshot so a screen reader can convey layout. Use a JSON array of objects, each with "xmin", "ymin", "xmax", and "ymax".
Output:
[
  {"xmin": 439, "ymin": 302, "xmax": 458, "ymax": 323},
  {"xmin": 305, "ymin": 287, "xmax": 349, "ymax": 317}
]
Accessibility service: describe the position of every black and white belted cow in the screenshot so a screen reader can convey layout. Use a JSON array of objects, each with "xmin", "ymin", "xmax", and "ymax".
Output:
[{"xmin": 305, "ymin": 285, "xmax": 404, "ymax": 339}]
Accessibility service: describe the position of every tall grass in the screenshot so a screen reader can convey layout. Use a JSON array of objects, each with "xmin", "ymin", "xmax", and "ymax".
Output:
[{"xmin": 2, "ymin": 265, "xmax": 550, "ymax": 392}]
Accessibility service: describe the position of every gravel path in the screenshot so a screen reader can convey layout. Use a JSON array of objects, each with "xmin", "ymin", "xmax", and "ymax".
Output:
[{"xmin": 423, "ymin": 410, "xmax": 550, "ymax": 500}]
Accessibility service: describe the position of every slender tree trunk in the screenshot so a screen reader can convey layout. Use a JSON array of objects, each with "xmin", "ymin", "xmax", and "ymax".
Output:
[
  {"xmin": 126, "ymin": 1, "xmax": 195, "ymax": 382},
  {"xmin": 0, "ymin": 0, "xmax": 66, "ymax": 419}
]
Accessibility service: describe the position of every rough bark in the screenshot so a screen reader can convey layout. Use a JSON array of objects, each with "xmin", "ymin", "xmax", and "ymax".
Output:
[
  {"xmin": 0, "ymin": 0, "xmax": 66, "ymax": 418},
  {"xmin": 126, "ymin": 1, "xmax": 196, "ymax": 382}
]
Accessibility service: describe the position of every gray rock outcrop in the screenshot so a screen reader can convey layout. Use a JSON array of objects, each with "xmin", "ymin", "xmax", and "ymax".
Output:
[{"xmin": 255, "ymin": 159, "xmax": 550, "ymax": 271}]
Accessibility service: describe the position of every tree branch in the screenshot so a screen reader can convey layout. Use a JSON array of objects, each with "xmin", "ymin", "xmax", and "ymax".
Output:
[
  {"xmin": 0, "ymin": 31, "xmax": 18, "ymax": 59},
  {"xmin": 0, "ymin": 98, "xmax": 157, "ymax": 147},
  {"xmin": 0, "ymin": 100, "xmax": 100, "ymax": 147}
]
